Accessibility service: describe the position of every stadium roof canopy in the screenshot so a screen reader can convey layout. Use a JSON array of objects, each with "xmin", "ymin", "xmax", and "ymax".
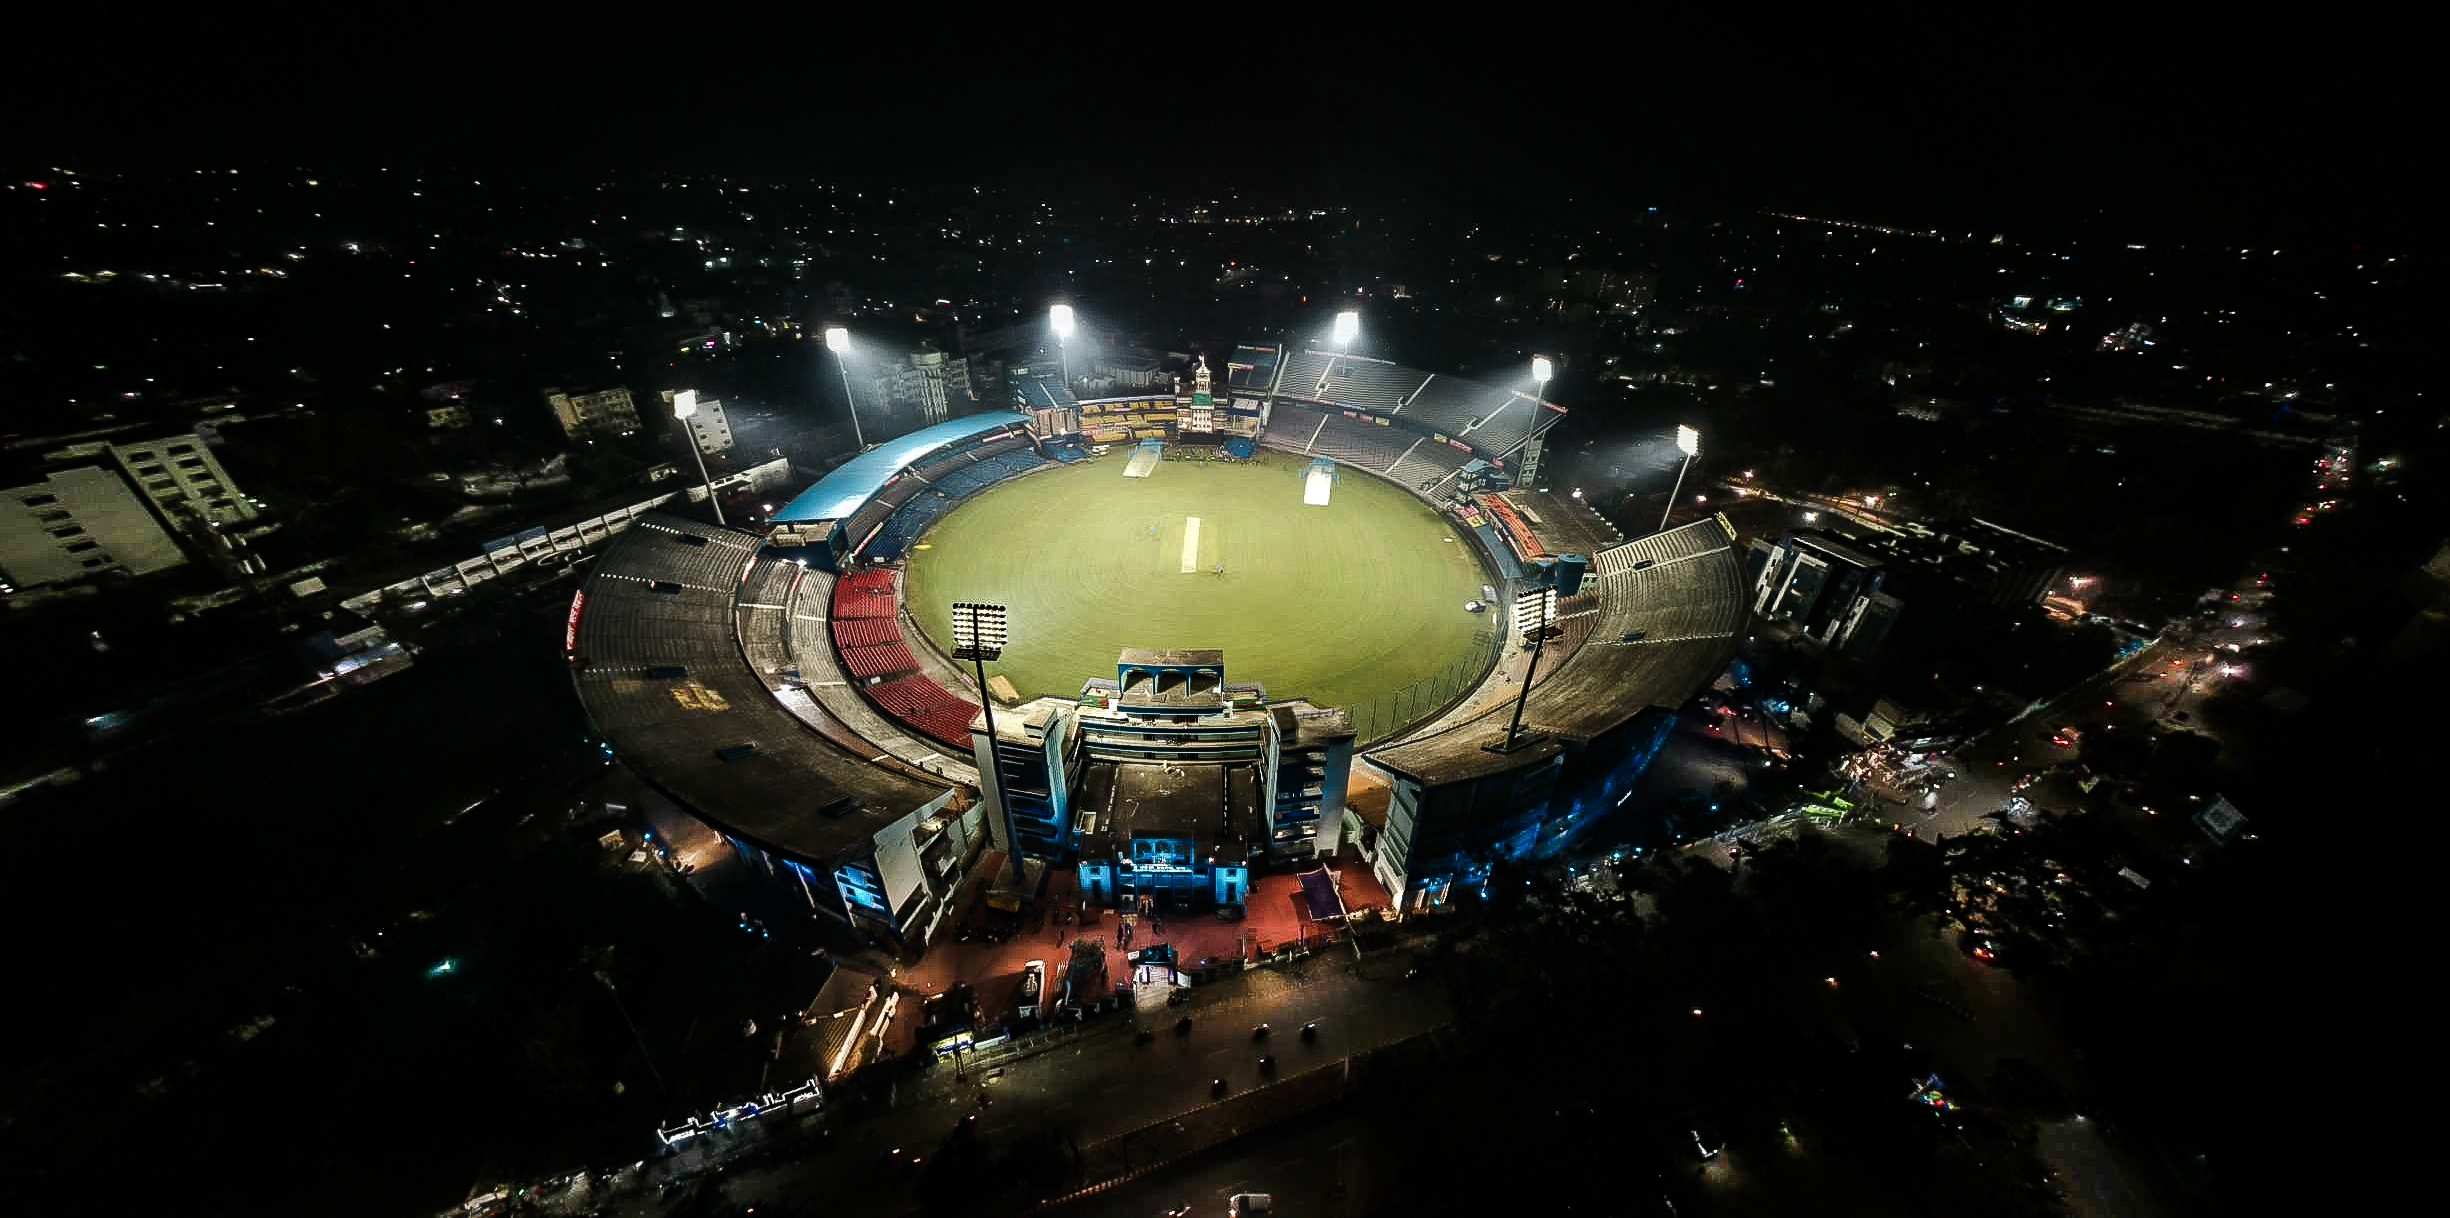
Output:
[
  {"xmin": 571, "ymin": 513, "xmax": 955, "ymax": 863},
  {"xmin": 772, "ymin": 414, "xmax": 1022, "ymax": 526}
]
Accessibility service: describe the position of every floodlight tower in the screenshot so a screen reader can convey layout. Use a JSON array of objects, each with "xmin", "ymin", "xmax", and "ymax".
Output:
[
  {"xmin": 671, "ymin": 390, "xmax": 724, "ymax": 526},
  {"xmin": 824, "ymin": 326, "xmax": 866, "ymax": 451},
  {"xmin": 952, "ymin": 602, "xmax": 1020, "ymax": 858},
  {"xmin": 1324, "ymin": 309, "xmax": 1360, "ymax": 385},
  {"xmin": 1661, "ymin": 424, "xmax": 1700, "ymax": 531},
  {"xmin": 1514, "ymin": 356, "xmax": 1557, "ymax": 487},
  {"xmin": 1499, "ymin": 581, "xmax": 1560, "ymax": 753},
  {"xmin": 1050, "ymin": 304, "xmax": 1076, "ymax": 391}
]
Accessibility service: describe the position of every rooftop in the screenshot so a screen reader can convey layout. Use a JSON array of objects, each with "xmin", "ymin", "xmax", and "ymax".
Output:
[
  {"xmin": 1119, "ymin": 647, "xmax": 1225, "ymax": 668},
  {"xmin": 770, "ymin": 413, "xmax": 1027, "ymax": 526},
  {"xmin": 571, "ymin": 514, "xmax": 954, "ymax": 864},
  {"xmin": 1792, "ymin": 531, "xmax": 1888, "ymax": 571},
  {"xmin": 1272, "ymin": 701, "xmax": 1356, "ymax": 747},
  {"xmin": 1076, "ymin": 760, "xmax": 1263, "ymax": 858}
]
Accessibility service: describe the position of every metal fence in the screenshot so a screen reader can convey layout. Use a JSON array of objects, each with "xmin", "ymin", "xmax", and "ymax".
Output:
[{"xmin": 1321, "ymin": 625, "xmax": 1506, "ymax": 746}]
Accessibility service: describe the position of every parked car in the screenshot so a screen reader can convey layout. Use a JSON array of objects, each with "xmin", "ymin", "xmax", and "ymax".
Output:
[{"xmin": 1016, "ymin": 960, "xmax": 1045, "ymax": 1021}]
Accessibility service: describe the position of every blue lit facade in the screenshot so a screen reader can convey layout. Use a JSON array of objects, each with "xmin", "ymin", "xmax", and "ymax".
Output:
[
  {"xmin": 974, "ymin": 651, "xmax": 1354, "ymax": 911},
  {"xmin": 1366, "ymin": 706, "xmax": 1681, "ymax": 912},
  {"xmin": 710, "ymin": 785, "xmax": 986, "ymax": 948}
]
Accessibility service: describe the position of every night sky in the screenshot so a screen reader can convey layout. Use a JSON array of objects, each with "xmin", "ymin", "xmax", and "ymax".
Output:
[{"xmin": 21, "ymin": 33, "xmax": 2421, "ymax": 244}]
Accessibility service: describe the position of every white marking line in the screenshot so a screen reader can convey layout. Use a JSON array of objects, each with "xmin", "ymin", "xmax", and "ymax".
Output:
[{"xmin": 1180, "ymin": 516, "xmax": 1202, "ymax": 573}]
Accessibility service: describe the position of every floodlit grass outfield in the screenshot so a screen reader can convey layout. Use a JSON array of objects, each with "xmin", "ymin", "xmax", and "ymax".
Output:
[{"xmin": 903, "ymin": 455, "xmax": 1492, "ymax": 711}]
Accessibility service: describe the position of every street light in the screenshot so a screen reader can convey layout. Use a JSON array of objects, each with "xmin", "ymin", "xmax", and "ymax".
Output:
[
  {"xmin": 672, "ymin": 390, "xmax": 724, "ymax": 526},
  {"xmin": 1662, "ymin": 423, "xmax": 1699, "ymax": 532},
  {"xmin": 1050, "ymin": 304, "xmax": 1076, "ymax": 390},
  {"xmin": 1332, "ymin": 310, "xmax": 1359, "ymax": 347},
  {"xmin": 823, "ymin": 326, "xmax": 866, "ymax": 451},
  {"xmin": 952, "ymin": 602, "xmax": 1021, "ymax": 861}
]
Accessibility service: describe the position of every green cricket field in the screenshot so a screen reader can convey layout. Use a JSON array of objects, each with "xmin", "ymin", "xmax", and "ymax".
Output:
[{"xmin": 902, "ymin": 455, "xmax": 1493, "ymax": 716}]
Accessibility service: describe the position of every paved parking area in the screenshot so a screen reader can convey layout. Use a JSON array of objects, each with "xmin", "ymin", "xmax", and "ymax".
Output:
[{"xmin": 885, "ymin": 858, "xmax": 1391, "ymax": 1054}]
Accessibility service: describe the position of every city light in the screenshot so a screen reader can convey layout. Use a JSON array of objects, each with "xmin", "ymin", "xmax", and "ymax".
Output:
[{"xmin": 824, "ymin": 325, "xmax": 849, "ymax": 353}]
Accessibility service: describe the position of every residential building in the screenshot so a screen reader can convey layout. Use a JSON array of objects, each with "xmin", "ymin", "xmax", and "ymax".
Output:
[
  {"xmin": 661, "ymin": 390, "xmax": 734, "ymax": 457},
  {"xmin": 108, "ymin": 434, "xmax": 258, "ymax": 534},
  {"xmin": 865, "ymin": 349, "xmax": 978, "ymax": 426},
  {"xmin": 545, "ymin": 386, "xmax": 642, "ymax": 440},
  {"xmin": 2, "ymin": 466, "xmax": 188, "ymax": 588}
]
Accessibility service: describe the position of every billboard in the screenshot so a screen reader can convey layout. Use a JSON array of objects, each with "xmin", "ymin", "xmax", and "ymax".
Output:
[{"xmin": 565, "ymin": 590, "xmax": 586, "ymax": 656}]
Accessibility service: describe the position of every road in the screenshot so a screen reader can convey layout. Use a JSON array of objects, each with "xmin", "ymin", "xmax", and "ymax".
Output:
[{"xmin": 644, "ymin": 943, "xmax": 1450, "ymax": 1216}]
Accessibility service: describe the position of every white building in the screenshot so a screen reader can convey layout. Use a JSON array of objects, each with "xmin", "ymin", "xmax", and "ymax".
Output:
[
  {"xmin": 866, "ymin": 349, "xmax": 976, "ymax": 426},
  {"xmin": 660, "ymin": 390, "xmax": 734, "ymax": 457},
  {"xmin": 108, "ymin": 433, "xmax": 258, "ymax": 534},
  {"xmin": 545, "ymin": 386, "xmax": 642, "ymax": 440},
  {"xmin": 1, "ymin": 466, "xmax": 188, "ymax": 588}
]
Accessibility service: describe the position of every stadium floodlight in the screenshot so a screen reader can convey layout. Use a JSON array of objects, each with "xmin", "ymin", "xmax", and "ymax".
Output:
[
  {"xmin": 1532, "ymin": 355, "xmax": 1554, "ymax": 385},
  {"xmin": 672, "ymin": 390, "xmax": 722, "ymax": 526},
  {"xmin": 1497, "ymin": 582, "xmax": 1561, "ymax": 753},
  {"xmin": 949, "ymin": 602, "xmax": 1009, "ymax": 661},
  {"xmin": 951, "ymin": 602, "xmax": 1021, "ymax": 861},
  {"xmin": 1332, "ymin": 310, "xmax": 1360, "ymax": 347},
  {"xmin": 824, "ymin": 326, "xmax": 865, "ymax": 450},
  {"xmin": 1050, "ymin": 304, "xmax": 1077, "ymax": 389},
  {"xmin": 1662, "ymin": 423, "xmax": 1701, "ymax": 531}
]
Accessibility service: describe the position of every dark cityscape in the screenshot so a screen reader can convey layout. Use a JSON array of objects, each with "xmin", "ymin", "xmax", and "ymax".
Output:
[{"xmin": 1, "ymin": 39, "xmax": 2422, "ymax": 1218}]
